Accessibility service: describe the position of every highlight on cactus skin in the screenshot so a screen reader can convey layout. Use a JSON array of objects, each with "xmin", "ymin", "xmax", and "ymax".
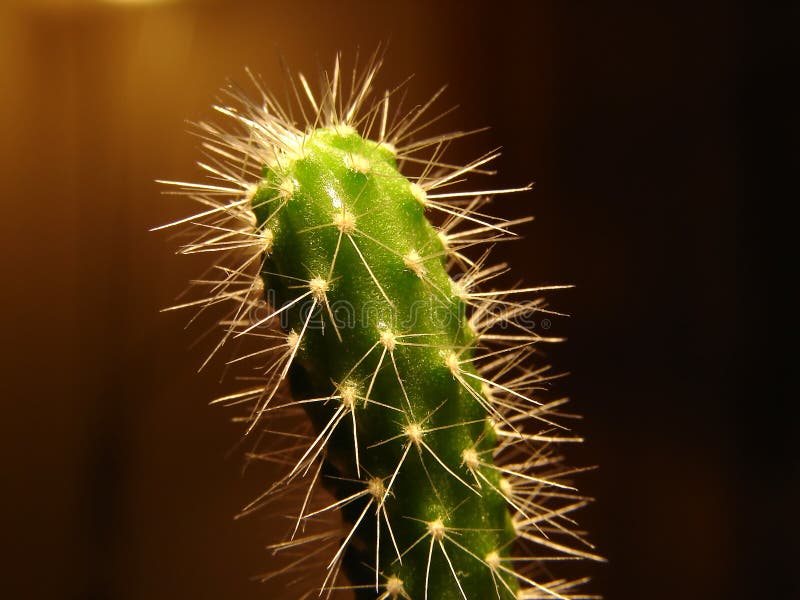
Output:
[{"xmin": 157, "ymin": 53, "xmax": 601, "ymax": 600}]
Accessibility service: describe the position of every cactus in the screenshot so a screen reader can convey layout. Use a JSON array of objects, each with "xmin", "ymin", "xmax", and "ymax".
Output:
[{"xmin": 158, "ymin": 55, "xmax": 600, "ymax": 600}]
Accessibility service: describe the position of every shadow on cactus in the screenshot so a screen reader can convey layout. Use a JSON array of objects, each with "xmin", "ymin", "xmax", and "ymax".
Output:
[{"xmin": 157, "ymin": 52, "xmax": 602, "ymax": 600}]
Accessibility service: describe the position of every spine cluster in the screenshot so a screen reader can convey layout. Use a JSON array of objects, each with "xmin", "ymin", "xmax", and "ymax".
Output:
[{"xmin": 159, "ymin": 56, "xmax": 599, "ymax": 600}]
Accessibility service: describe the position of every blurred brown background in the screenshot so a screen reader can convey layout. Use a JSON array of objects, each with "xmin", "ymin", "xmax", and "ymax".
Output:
[{"xmin": 1, "ymin": 1, "xmax": 795, "ymax": 599}]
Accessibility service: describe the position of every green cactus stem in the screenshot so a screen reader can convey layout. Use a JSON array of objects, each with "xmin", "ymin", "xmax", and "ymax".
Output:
[{"xmin": 158, "ymin": 55, "xmax": 600, "ymax": 600}]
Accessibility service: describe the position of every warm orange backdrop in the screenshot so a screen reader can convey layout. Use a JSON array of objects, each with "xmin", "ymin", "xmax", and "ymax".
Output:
[{"xmin": 1, "ymin": 1, "xmax": 793, "ymax": 599}]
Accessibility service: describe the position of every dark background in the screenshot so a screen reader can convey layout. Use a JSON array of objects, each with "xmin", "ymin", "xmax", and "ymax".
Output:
[{"xmin": 1, "ymin": 1, "xmax": 795, "ymax": 599}]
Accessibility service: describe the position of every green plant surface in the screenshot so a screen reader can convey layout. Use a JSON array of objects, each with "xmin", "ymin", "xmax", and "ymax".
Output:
[{"xmin": 159, "ymin": 55, "xmax": 600, "ymax": 600}]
